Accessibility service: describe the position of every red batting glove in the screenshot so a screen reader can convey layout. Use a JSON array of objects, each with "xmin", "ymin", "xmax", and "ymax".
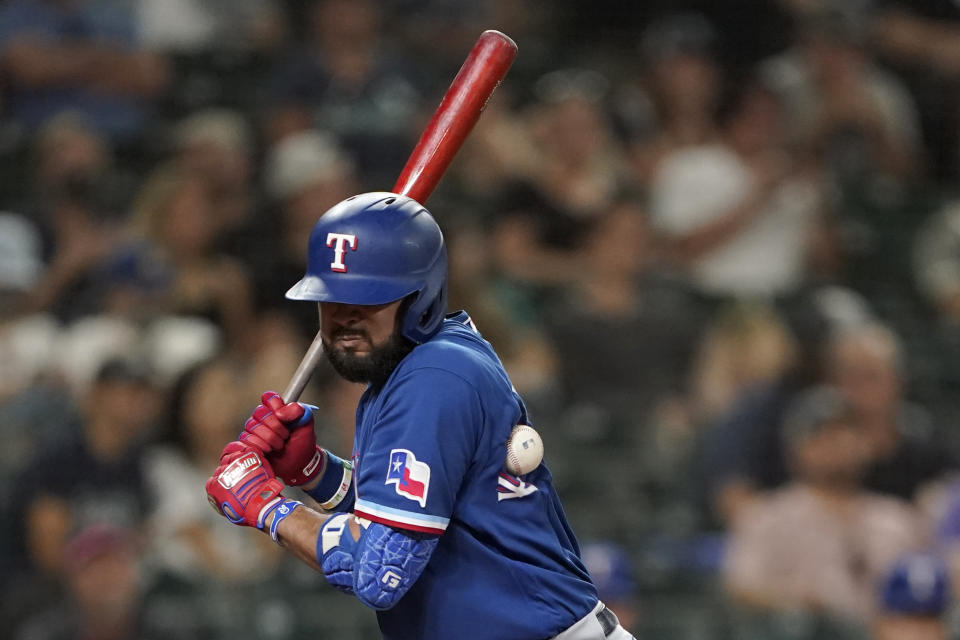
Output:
[
  {"xmin": 240, "ymin": 391, "xmax": 324, "ymax": 487},
  {"xmin": 205, "ymin": 442, "xmax": 284, "ymax": 529}
]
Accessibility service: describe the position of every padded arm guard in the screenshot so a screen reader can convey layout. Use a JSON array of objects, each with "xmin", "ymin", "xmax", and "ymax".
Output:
[{"xmin": 317, "ymin": 515, "xmax": 438, "ymax": 610}]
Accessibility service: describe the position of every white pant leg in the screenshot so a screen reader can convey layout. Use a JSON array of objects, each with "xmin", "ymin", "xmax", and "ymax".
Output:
[
  {"xmin": 604, "ymin": 624, "xmax": 636, "ymax": 640},
  {"xmin": 550, "ymin": 602, "xmax": 637, "ymax": 640}
]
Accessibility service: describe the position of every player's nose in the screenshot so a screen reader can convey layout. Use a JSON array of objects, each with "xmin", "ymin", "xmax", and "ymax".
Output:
[{"xmin": 326, "ymin": 302, "xmax": 364, "ymax": 325}]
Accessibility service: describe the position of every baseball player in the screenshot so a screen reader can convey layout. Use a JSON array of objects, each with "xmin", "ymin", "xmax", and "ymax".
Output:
[{"xmin": 205, "ymin": 192, "xmax": 635, "ymax": 639}]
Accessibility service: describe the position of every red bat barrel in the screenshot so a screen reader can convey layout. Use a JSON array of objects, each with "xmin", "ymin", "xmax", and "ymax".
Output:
[{"xmin": 393, "ymin": 30, "xmax": 518, "ymax": 204}]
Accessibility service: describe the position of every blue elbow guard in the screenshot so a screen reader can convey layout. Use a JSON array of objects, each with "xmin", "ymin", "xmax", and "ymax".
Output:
[
  {"xmin": 354, "ymin": 523, "xmax": 438, "ymax": 610},
  {"xmin": 317, "ymin": 516, "xmax": 437, "ymax": 609}
]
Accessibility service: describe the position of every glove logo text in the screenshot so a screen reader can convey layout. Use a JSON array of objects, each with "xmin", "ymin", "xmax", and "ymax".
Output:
[{"xmin": 219, "ymin": 453, "xmax": 261, "ymax": 489}]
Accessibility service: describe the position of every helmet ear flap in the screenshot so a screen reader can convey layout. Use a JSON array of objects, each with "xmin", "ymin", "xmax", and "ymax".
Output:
[
  {"xmin": 421, "ymin": 297, "xmax": 441, "ymax": 328},
  {"xmin": 417, "ymin": 286, "xmax": 448, "ymax": 337},
  {"xmin": 394, "ymin": 293, "xmax": 417, "ymax": 334},
  {"xmin": 396, "ymin": 239, "xmax": 447, "ymax": 344},
  {"xmin": 398, "ymin": 279, "xmax": 447, "ymax": 344}
]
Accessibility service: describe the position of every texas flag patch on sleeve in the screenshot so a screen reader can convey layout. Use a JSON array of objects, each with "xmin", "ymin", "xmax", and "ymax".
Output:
[{"xmin": 386, "ymin": 449, "xmax": 431, "ymax": 508}]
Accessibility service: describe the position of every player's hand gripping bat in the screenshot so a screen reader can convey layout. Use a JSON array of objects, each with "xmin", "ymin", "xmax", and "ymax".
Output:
[{"xmin": 281, "ymin": 30, "xmax": 518, "ymax": 402}]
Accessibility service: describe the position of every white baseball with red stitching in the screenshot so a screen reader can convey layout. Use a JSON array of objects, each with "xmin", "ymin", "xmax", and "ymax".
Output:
[{"xmin": 505, "ymin": 424, "xmax": 543, "ymax": 476}]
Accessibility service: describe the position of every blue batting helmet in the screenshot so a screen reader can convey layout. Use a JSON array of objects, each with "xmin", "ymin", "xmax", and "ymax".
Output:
[{"xmin": 286, "ymin": 192, "xmax": 448, "ymax": 343}]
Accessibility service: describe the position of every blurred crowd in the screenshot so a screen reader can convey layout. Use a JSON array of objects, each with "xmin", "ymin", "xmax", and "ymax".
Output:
[{"xmin": 6, "ymin": 0, "xmax": 960, "ymax": 638}]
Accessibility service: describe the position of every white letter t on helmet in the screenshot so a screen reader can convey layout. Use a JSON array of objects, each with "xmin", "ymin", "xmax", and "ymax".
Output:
[{"xmin": 327, "ymin": 233, "xmax": 358, "ymax": 272}]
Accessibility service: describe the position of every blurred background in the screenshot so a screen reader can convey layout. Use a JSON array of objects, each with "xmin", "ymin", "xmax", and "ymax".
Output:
[{"xmin": 5, "ymin": 0, "xmax": 960, "ymax": 638}]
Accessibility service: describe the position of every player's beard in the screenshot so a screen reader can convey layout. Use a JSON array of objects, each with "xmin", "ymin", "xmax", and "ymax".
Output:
[{"xmin": 323, "ymin": 329, "xmax": 415, "ymax": 388}]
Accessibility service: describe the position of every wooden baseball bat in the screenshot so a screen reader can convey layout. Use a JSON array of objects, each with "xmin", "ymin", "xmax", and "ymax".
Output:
[
  {"xmin": 282, "ymin": 30, "xmax": 517, "ymax": 401},
  {"xmin": 393, "ymin": 30, "xmax": 518, "ymax": 203}
]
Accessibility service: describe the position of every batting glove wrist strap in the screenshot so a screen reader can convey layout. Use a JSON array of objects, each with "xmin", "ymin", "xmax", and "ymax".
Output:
[
  {"xmin": 307, "ymin": 451, "xmax": 354, "ymax": 511},
  {"xmin": 256, "ymin": 496, "xmax": 284, "ymax": 530},
  {"xmin": 266, "ymin": 498, "xmax": 303, "ymax": 543}
]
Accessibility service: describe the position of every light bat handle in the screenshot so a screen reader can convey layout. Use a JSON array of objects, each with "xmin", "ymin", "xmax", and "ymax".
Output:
[{"xmin": 282, "ymin": 329, "xmax": 325, "ymax": 402}]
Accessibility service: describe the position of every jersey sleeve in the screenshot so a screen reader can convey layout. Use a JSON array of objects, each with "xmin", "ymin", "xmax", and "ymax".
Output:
[{"xmin": 353, "ymin": 366, "xmax": 481, "ymax": 536}]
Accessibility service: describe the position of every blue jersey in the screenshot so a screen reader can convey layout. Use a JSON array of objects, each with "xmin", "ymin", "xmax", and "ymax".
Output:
[{"xmin": 350, "ymin": 311, "xmax": 598, "ymax": 639}]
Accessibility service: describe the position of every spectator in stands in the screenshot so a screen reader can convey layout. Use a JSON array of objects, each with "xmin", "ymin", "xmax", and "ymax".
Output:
[
  {"xmin": 874, "ymin": 552, "xmax": 951, "ymax": 640},
  {"xmin": 489, "ymin": 69, "xmax": 630, "ymax": 297},
  {"xmin": 26, "ymin": 171, "xmax": 123, "ymax": 322},
  {"xmin": 2, "ymin": 358, "xmax": 160, "ymax": 633},
  {"xmin": 135, "ymin": 0, "xmax": 283, "ymax": 55},
  {"xmin": 761, "ymin": 6, "xmax": 920, "ymax": 183},
  {"xmin": 171, "ymin": 109, "xmax": 257, "ymax": 241},
  {"xmin": 724, "ymin": 386, "xmax": 925, "ymax": 628},
  {"xmin": 688, "ymin": 301, "xmax": 798, "ymax": 426},
  {"xmin": 263, "ymin": 0, "xmax": 421, "ymax": 187},
  {"xmin": 701, "ymin": 287, "xmax": 829, "ymax": 526},
  {"xmin": 873, "ymin": 0, "xmax": 960, "ymax": 183},
  {"xmin": 828, "ymin": 323, "xmax": 954, "ymax": 502},
  {"xmin": 13, "ymin": 524, "xmax": 195, "ymax": 640},
  {"xmin": 28, "ymin": 113, "xmax": 114, "ymax": 208},
  {"xmin": 761, "ymin": 6, "xmax": 923, "ymax": 295},
  {"xmin": 446, "ymin": 87, "xmax": 540, "ymax": 213},
  {"xmin": 704, "ymin": 297, "xmax": 948, "ymax": 525},
  {"xmin": 914, "ymin": 199, "xmax": 960, "ymax": 324},
  {"xmin": 13, "ymin": 114, "xmax": 119, "ymax": 312},
  {"xmin": 0, "ymin": 213, "xmax": 67, "ymax": 598},
  {"xmin": 541, "ymin": 197, "xmax": 699, "ymax": 424},
  {"xmin": 14, "ymin": 359, "xmax": 160, "ymax": 575},
  {"xmin": 912, "ymin": 198, "xmax": 960, "ymax": 402},
  {"xmin": 539, "ymin": 199, "xmax": 703, "ymax": 542},
  {"xmin": 628, "ymin": 12, "xmax": 723, "ymax": 184},
  {"xmin": 112, "ymin": 165, "xmax": 257, "ymax": 353},
  {"xmin": 649, "ymin": 76, "xmax": 835, "ymax": 301},
  {"xmin": 0, "ymin": 0, "xmax": 170, "ymax": 142},
  {"xmin": 0, "ymin": 213, "xmax": 53, "ymax": 399}
]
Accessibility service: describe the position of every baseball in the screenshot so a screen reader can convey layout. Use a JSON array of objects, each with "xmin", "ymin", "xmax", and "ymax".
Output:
[{"xmin": 505, "ymin": 424, "xmax": 544, "ymax": 476}]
